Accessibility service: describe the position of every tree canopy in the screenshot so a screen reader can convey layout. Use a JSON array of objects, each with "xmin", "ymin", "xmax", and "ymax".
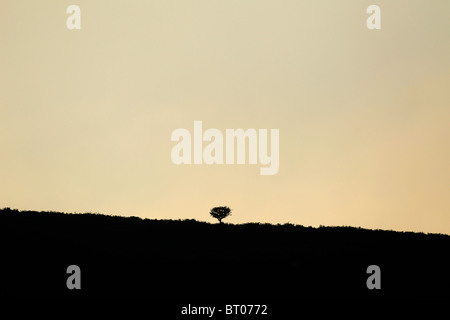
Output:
[{"xmin": 210, "ymin": 206, "xmax": 231, "ymax": 224}]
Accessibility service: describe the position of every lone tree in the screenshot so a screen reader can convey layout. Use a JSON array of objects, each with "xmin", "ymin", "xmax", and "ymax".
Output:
[{"xmin": 210, "ymin": 206, "xmax": 231, "ymax": 224}]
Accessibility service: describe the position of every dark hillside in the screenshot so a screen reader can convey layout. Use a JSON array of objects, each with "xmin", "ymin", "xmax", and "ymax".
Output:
[{"xmin": 0, "ymin": 208, "xmax": 449, "ymax": 300}]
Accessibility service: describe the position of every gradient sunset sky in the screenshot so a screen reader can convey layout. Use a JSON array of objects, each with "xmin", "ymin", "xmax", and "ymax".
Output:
[{"xmin": 1, "ymin": 1, "xmax": 449, "ymax": 234}]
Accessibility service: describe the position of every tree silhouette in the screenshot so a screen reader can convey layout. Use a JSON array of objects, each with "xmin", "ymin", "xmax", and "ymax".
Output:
[{"xmin": 210, "ymin": 206, "xmax": 231, "ymax": 224}]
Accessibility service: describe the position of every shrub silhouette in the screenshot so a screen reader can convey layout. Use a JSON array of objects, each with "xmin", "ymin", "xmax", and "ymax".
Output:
[
  {"xmin": 1, "ymin": 207, "xmax": 450, "ymax": 300},
  {"xmin": 210, "ymin": 206, "xmax": 231, "ymax": 224}
]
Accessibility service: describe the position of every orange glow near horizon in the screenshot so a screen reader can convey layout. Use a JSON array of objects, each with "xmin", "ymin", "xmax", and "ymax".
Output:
[{"xmin": 1, "ymin": 1, "xmax": 449, "ymax": 234}]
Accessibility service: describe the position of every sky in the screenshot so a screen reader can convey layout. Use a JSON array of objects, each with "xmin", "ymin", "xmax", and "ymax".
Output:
[{"xmin": 1, "ymin": 1, "xmax": 449, "ymax": 234}]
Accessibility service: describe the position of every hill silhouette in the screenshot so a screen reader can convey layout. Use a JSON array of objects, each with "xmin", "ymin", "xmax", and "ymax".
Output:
[{"xmin": 0, "ymin": 207, "xmax": 449, "ymax": 300}]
